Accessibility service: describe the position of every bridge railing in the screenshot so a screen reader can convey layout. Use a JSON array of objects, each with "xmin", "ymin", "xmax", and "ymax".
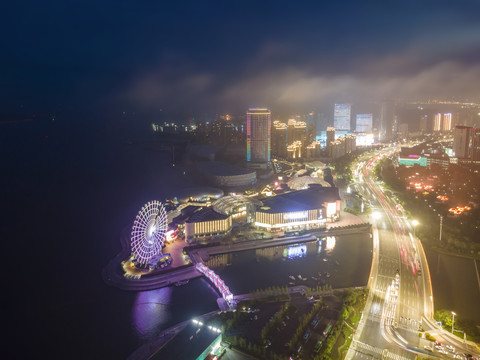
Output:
[{"xmin": 196, "ymin": 263, "xmax": 233, "ymax": 302}]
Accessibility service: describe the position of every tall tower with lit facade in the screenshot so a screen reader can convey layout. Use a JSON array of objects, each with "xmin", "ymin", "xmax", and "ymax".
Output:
[
  {"xmin": 326, "ymin": 127, "xmax": 335, "ymax": 156},
  {"xmin": 434, "ymin": 113, "xmax": 442, "ymax": 132},
  {"xmin": 272, "ymin": 120, "xmax": 287, "ymax": 157},
  {"xmin": 247, "ymin": 108, "xmax": 271, "ymax": 169},
  {"xmin": 442, "ymin": 113, "xmax": 452, "ymax": 132}
]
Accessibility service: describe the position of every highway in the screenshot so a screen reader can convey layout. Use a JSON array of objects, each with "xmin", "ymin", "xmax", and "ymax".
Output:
[{"xmin": 346, "ymin": 147, "xmax": 479, "ymax": 360}]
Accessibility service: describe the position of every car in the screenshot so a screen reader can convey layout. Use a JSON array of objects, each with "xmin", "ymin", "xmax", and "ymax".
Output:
[
  {"xmin": 424, "ymin": 345, "xmax": 433, "ymax": 351},
  {"xmin": 446, "ymin": 345, "xmax": 455, "ymax": 352}
]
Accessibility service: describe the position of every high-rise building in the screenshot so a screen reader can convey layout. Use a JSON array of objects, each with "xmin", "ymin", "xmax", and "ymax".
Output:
[
  {"xmin": 355, "ymin": 114, "xmax": 373, "ymax": 132},
  {"xmin": 434, "ymin": 113, "xmax": 442, "ymax": 132},
  {"xmin": 453, "ymin": 125, "xmax": 471, "ymax": 159},
  {"xmin": 420, "ymin": 115, "xmax": 428, "ymax": 134},
  {"xmin": 398, "ymin": 123, "xmax": 408, "ymax": 138},
  {"xmin": 442, "ymin": 113, "xmax": 452, "ymax": 132},
  {"xmin": 334, "ymin": 104, "xmax": 351, "ymax": 130},
  {"xmin": 379, "ymin": 101, "xmax": 395, "ymax": 140},
  {"xmin": 307, "ymin": 123, "xmax": 316, "ymax": 144},
  {"xmin": 294, "ymin": 121, "xmax": 307, "ymax": 143},
  {"xmin": 326, "ymin": 127, "xmax": 335, "ymax": 155},
  {"xmin": 344, "ymin": 135, "xmax": 357, "ymax": 154},
  {"xmin": 271, "ymin": 120, "xmax": 287, "ymax": 157},
  {"xmin": 472, "ymin": 128, "xmax": 480, "ymax": 161},
  {"xmin": 246, "ymin": 108, "xmax": 271, "ymax": 169},
  {"xmin": 287, "ymin": 118, "xmax": 296, "ymax": 145}
]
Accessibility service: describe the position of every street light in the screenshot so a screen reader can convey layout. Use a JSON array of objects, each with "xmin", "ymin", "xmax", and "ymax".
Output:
[
  {"xmin": 451, "ymin": 311, "xmax": 456, "ymax": 333},
  {"xmin": 372, "ymin": 212, "xmax": 382, "ymax": 220},
  {"xmin": 412, "ymin": 219, "xmax": 419, "ymax": 237}
]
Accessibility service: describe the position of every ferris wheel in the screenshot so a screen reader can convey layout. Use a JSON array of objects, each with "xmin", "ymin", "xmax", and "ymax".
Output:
[{"xmin": 130, "ymin": 200, "xmax": 168, "ymax": 266}]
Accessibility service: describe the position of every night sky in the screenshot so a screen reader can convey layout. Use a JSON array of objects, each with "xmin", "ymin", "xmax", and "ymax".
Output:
[{"xmin": 1, "ymin": 0, "xmax": 480, "ymax": 119}]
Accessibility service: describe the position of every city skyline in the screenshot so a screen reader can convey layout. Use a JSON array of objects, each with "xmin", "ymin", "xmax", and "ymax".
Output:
[{"xmin": 3, "ymin": 1, "xmax": 480, "ymax": 359}]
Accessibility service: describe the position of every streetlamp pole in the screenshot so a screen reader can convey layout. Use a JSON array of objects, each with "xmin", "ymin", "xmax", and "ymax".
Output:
[
  {"xmin": 439, "ymin": 215, "xmax": 443, "ymax": 243},
  {"xmin": 412, "ymin": 220, "xmax": 419, "ymax": 237},
  {"xmin": 451, "ymin": 311, "xmax": 456, "ymax": 334}
]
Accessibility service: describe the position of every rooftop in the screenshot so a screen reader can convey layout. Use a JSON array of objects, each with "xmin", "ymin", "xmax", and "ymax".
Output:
[
  {"xmin": 186, "ymin": 207, "xmax": 230, "ymax": 223},
  {"xmin": 258, "ymin": 184, "xmax": 340, "ymax": 214},
  {"xmin": 213, "ymin": 195, "xmax": 263, "ymax": 215}
]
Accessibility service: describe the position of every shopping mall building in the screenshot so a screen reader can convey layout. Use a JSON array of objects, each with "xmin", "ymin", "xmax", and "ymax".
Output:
[
  {"xmin": 184, "ymin": 185, "xmax": 341, "ymax": 242},
  {"xmin": 254, "ymin": 184, "xmax": 341, "ymax": 231}
]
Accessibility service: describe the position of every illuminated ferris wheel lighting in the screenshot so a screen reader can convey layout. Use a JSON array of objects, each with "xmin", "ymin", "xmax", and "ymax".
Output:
[{"xmin": 130, "ymin": 200, "xmax": 168, "ymax": 266}]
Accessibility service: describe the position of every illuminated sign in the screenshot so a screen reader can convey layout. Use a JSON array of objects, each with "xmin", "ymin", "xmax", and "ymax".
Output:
[
  {"xmin": 355, "ymin": 114, "xmax": 373, "ymax": 132},
  {"xmin": 284, "ymin": 211, "xmax": 308, "ymax": 220},
  {"xmin": 326, "ymin": 202, "xmax": 337, "ymax": 217},
  {"xmin": 398, "ymin": 157, "xmax": 427, "ymax": 167},
  {"xmin": 355, "ymin": 133, "xmax": 374, "ymax": 146}
]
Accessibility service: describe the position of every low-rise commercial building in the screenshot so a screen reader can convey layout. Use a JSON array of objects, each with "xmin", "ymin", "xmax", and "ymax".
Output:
[
  {"xmin": 185, "ymin": 207, "xmax": 232, "ymax": 243},
  {"xmin": 255, "ymin": 185, "xmax": 341, "ymax": 231}
]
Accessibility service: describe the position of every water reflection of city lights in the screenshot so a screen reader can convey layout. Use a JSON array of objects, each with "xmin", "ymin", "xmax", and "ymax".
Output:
[
  {"xmin": 286, "ymin": 244, "xmax": 307, "ymax": 259},
  {"xmin": 133, "ymin": 287, "xmax": 173, "ymax": 340},
  {"xmin": 326, "ymin": 236, "xmax": 336, "ymax": 250}
]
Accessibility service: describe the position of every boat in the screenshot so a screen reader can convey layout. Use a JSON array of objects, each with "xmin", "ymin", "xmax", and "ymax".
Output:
[
  {"xmin": 322, "ymin": 258, "xmax": 327, "ymax": 262},
  {"xmin": 325, "ymin": 272, "xmax": 331, "ymax": 278},
  {"xmin": 335, "ymin": 260, "xmax": 340, "ymax": 265},
  {"xmin": 297, "ymin": 275, "xmax": 303, "ymax": 279},
  {"xmin": 289, "ymin": 282, "xmax": 295, "ymax": 286},
  {"xmin": 289, "ymin": 275, "xmax": 296, "ymax": 280}
]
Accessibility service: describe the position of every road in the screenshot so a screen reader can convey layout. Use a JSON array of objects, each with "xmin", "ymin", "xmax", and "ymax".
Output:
[{"xmin": 346, "ymin": 147, "xmax": 479, "ymax": 360}]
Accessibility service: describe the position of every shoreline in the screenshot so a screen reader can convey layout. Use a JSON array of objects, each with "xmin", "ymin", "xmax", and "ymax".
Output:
[
  {"xmin": 127, "ymin": 286, "xmax": 367, "ymax": 360},
  {"xmin": 103, "ymin": 223, "xmax": 372, "ymax": 292}
]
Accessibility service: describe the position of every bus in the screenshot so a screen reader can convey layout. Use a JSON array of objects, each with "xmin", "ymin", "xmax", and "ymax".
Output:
[{"xmin": 323, "ymin": 324, "xmax": 332, "ymax": 337}]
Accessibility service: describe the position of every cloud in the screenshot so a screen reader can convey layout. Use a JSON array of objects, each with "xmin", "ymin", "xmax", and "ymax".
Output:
[{"xmin": 122, "ymin": 40, "xmax": 480, "ymax": 115}]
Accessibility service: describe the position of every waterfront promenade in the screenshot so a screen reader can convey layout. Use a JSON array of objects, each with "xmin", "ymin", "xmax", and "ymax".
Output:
[{"xmin": 103, "ymin": 220, "xmax": 371, "ymax": 292}]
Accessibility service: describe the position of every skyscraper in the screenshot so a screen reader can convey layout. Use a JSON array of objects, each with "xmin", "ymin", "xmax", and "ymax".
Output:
[
  {"xmin": 271, "ymin": 120, "xmax": 287, "ymax": 157},
  {"xmin": 379, "ymin": 101, "xmax": 395, "ymax": 140},
  {"xmin": 294, "ymin": 121, "xmax": 307, "ymax": 143},
  {"xmin": 420, "ymin": 115, "xmax": 428, "ymax": 134},
  {"xmin": 326, "ymin": 127, "xmax": 335, "ymax": 156},
  {"xmin": 355, "ymin": 114, "xmax": 373, "ymax": 132},
  {"xmin": 471, "ymin": 128, "xmax": 480, "ymax": 161},
  {"xmin": 287, "ymin": 118, "xmax": 296, "ymax": 144},
  {"xmin": 398, "ymin": 123, "xmax": 409, "ymax": 138},
  {"xmin": 246, "ymin": 108, "xmax": 271, "ymax": 169},
  {"xmin": 442, "ymin": 113, "xmax": 452, "ymax": 132},
  {"xmin": 434, "ymin": 113, "xmax": 442, "ymax": 132},
  {"xmin": 453, "ymin": 125, "xmax": 471, "ymax": 158},
  {"xmin": 334, "ymin": 104, "xmax": 351, "ymax": 130}
]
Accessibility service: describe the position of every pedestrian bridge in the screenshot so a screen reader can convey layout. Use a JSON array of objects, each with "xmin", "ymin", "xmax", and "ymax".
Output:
[{"xmin": 196, "ymin": 263, "xmax": 233, "ymax": 304}]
